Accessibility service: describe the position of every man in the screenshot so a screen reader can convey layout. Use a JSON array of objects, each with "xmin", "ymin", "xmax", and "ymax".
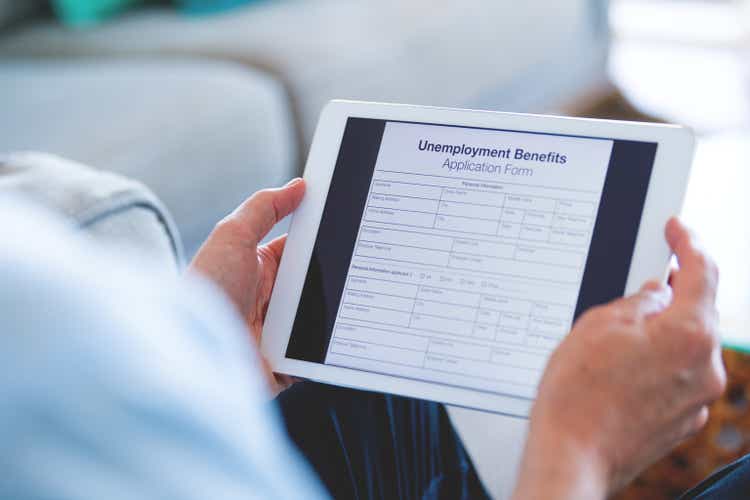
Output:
[{"xmin": 1, "ymin": 179, "xmax": 743, "ymax": 499}]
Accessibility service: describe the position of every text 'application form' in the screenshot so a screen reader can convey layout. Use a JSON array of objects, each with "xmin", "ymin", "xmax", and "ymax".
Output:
[{"xmin": 325, "ymin": 121, "xmax": 614, "ymax": 398}]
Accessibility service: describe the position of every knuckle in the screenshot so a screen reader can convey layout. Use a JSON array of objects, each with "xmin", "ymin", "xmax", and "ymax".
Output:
[
  {"xmin": 214, "ymin": 213, "xmax": 241, "ymax": 234},
  {"xmin": 693, "ymin": 251, "xmax": 710, "ymax": 271},
  {"xmin": 694, "ymin": 253, "xmax": 719, "ymax": 288},
  {"xmin": 251, "ymin": 189, "xmax": 274, "ymax": 204},
  {"xmin": 705, "ymin": 367, "xmax": 727, "ymax": 401},
  {"xmin": 686, "ymin": 408, "xmax": 709, "ymax": 437},
  {"xmin": 581, "ymin": 305, "xmax": 610, "ymax": 326},
  {"xmin": 677, "ymin": 316, "xmax": 717, "ymax": 360}
]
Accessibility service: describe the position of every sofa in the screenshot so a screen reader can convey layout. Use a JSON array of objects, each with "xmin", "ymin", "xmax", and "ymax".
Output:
[
  {"xmin": 0, "ymin": 2, "xmax": 611, "ymax": 497},
  {"xmin": 0, "ymin": 0, "xmax": 610, "ymax": 256}
]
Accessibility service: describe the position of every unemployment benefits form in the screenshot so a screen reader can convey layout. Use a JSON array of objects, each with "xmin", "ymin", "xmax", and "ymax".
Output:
[{"xmin": 324, "ymin": 121, "xmax": 614, "ymax": 399}]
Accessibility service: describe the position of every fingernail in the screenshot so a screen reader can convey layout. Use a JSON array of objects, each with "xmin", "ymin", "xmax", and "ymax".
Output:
[{"xmin": 285, "ymin": 177, "xmax": 302, "ymax": 187}]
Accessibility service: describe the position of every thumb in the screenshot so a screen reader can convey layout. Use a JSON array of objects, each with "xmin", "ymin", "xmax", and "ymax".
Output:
[{"xmin": 230, "ymin": 178, "xmax": 305, "ymax": 245}]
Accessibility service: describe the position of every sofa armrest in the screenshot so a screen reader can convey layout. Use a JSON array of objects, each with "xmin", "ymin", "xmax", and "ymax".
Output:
[{"xmin": 0, "ymin": 152, "xmax": 184, "ymax": 271}]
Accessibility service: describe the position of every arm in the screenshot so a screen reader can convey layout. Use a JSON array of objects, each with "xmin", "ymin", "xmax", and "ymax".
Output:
[
  {"xmin": 512, "ymin": 218, "xmax": 726, "ymax": 499},
  {"xmin": 0, "ymin": 197, "xmax": 328, "ymax": 500}
]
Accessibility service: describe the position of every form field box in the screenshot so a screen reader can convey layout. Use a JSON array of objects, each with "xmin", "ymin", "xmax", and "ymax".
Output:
[
  {"xmin": 519, "ymin": 225, "xmax": 550, "ymax": 242},
  {"xmin": 526, "ymin": 333, "xmax": 561, "ymax": 350},
  {"xmin": 473, "ymin": 323, "xmax": 495, "ymax": 339},
  {"xmin": 501, "ymin": 208, "xmax": 524, "ymax": 223},
  {"xmin": 556, "ymin": 199, "xmax": 595, "ymax": 216},
  {"xmin": 500, "ymin": 312, "xmax": 529, "ymax": 329},
  {"xmin": 447, "ymin": 253, "xmax": 485, "ymax": 272},
  {"xmin": 371, "ymin": 180, "xmax": 442, "ymax": 200},
  {"xmin": 424, "ymin": 353, "xmax": 541, "ymax": 387},
  {"xmin": 442, "ymin": 188, "xmax": 505, "ymax": 207},
  {"xmin": 356, "ymin": 242, "xmax": 449, "ymax": 266},
  {"xmin": 365, "ymin": 207, "xmax": 435, "ymax": 228},
  {"xmin": 340, "ymin": 304, "xmax": 411, "ymax": 327},
  {"xmin": 514, "ymin": 246, "xmax": 584, "ymax": 267},
  {"xmin": 449, "ymin": 254, "xmax": 580, "ymax": 282},
  {"xmin": 491, "ymin": 348, "xmax": 548, "ymax": 371},
  {"xmin": 475, "ymin": 308, "xmax": 501, "ymax": 325},
  {"xmin": 369, "ymin": 193, "xmax": 438, "ymax": 213},
  {"xmin": 498, "ymin": 222, "xmax": 521, "ymax": 238},
  {"xmin": 479, "ymin": 296, "xmax": 532, "ymax": 315},
  {"xmin": 553, "ymin": 214, "xmax": 591, "ymax": 231},
  {"xmin": 452, "ymin": 238, "xmax": 514, "ymax": 259},
  {"xmin": 529, "ymin": 316, "xmax": 568, "ymax": 335},
  {"xmin": 360, "ymin": 226, "xmax": 452, "ymax": 252},
  {"xmin": 344, "ymin": 290, "xmax": 415, "ymax": 312},
  {"xmin": 495, "ymin": 326, "xmax": 527, "ymax": 345},
  {"xmin": 549, "ymin": 229, "xmax": 589, "ymax": 246},
  {"xmin": 417, "ymin": 286, "xmax": 480, "ymax": 307},
  {"xmin": 531, "ymin": 302, "xmax": 572, "ymax": 321},
  {"xmin": 428, "ymin": 339, "xmax": 490, "ymax": 361},
  {"xmin": 522, "ymin": 210, "xmax": 553, "ymax": 226},
  {"xmin": 330, "ymin": 339, "xmax": 425, "ymax": 367},
  {"xmin": 414, "ymin": 299, "xmax": 476, "ymax": 322},
  {"xmin": 505, "ymin": 194, "xmax": 556, "ymax": 212},
  {"xmin": 347, "ymin": 276, "xmax": 418, "ymax": 299},
  {"xmin": 438, "ymin": 201, "xmax": 501, "ymax": 220},
  {"xmin": 334, "ymin": 324, "xmax": 429, "ymax": 352},
  {"xmin": 435, "ymin": 214, "xmax": 498, "ymax": 234},
  {"xmin": 410, "ymin": 313, "xmax": 474, "ymax": 336}
]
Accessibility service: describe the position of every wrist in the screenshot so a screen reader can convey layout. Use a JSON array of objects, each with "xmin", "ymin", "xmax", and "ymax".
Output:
[{"xmin": 512, "ymin": 421, "xmax": 610, "ymax": 500}]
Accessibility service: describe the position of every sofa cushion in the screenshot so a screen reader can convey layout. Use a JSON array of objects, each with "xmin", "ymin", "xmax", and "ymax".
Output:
[
  {"xmin": 0, "ymin": 0, "xmax": 609, "ymax": 141},
  {"xmin": 0, "ymin": 58, "xmax": 298, "ymax": 256}
]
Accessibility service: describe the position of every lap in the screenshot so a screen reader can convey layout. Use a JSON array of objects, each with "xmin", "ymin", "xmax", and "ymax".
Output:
[{"xmin": 276, "ymin": 382, "xmax": 489, "ymax": 500}]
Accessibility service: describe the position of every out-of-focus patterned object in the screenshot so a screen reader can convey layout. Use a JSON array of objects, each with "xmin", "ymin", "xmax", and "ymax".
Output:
[{"xmin": 614, "ymin": 348, "xmax": 750, "ymax": 500}]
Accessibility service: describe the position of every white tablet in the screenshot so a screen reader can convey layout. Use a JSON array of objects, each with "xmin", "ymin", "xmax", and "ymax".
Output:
[{"xmin": 262, "ymin": 100, "xmax": 694, "ymax": 416}]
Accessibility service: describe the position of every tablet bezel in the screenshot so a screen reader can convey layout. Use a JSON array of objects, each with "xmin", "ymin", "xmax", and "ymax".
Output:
[{"xmin": 261, "ymin": 100, "xmax": 694, "ymax": 416}]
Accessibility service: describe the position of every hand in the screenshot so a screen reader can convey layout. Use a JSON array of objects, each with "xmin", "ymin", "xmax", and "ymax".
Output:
[
  {"xmin": 189, "ymin": 178, "xmax": 305, "ymax": 397},
  {"xmin": 512, "ymin": 218, "xmax": 726, "ymax": 499}
]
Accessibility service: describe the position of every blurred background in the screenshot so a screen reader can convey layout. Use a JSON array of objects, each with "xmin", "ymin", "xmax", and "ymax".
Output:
[{"xmin": 1, "ymin": 0, "xmax": 749, "ymax": 498}]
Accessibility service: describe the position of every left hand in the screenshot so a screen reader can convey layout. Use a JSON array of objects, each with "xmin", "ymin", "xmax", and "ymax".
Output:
[{"xmin": 189, "ymin": 178, "xmax": 306, "ymax": 397}]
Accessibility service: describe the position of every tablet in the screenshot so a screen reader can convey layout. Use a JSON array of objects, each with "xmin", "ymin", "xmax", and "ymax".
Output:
[{"xmin": 262, "ymin": 100, "xmax": 694, "ymax": 416}]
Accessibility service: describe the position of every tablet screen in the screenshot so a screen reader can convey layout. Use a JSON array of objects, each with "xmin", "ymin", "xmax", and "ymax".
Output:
[{"xmin": 286, "ymin": 118, "xmax": 657, "ymax": 400}]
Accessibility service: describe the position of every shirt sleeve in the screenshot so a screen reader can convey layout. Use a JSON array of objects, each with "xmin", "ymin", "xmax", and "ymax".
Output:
[{"xmin": 0, "ymin": 200, "xmax": 329, "ymax": 500}]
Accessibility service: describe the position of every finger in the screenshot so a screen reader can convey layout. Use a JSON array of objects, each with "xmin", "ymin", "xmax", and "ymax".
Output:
[
  {"xmin": 263, "ymin": 234, "xmax": 287, "ymax": 265},
  {"xmin": 674, "ymin": 406, "xmax": 710, "ymax": 442},
  {"xmin": 667, "ymin": 266, "xmax": 678, "ymax": 287},
  {"xmin": 615, "ymin": 280, "xmax": 672, "ymax": 318},
  {"xmin": 235, "ymin": 178, "xmax": 305, "ymax": 245},
  {"xmin": 665, "ymin": 217, "xmax": 718, "ymax": 309}
]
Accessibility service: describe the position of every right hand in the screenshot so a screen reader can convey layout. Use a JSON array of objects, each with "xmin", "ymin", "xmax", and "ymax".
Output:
[{"xmin": 513, "ymin": 218, "xmax": 726, "ymax": 499}]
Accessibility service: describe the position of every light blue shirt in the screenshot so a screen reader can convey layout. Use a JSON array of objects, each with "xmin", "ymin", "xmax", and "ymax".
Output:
[{"xmin": 0, "ymin": 199, "xmax": 328, "ymax": 500}]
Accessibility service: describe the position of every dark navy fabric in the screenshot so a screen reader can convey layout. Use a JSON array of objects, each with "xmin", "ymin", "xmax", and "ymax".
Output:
[
  {"xmin": 279, "ymin": 382, "xmax": 750, "ymax": 500},
  {"xmin": 681, "ymin": 454, "xmax": 750, "ymax": 500},
  {"xmin": 277, "ymin": 383, "xmax": 490, "ymax": 500}
]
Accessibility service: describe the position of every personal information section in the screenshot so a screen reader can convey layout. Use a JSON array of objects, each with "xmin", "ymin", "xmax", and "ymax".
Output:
[{"xmin": 323, "ymin": 121, "xmax": 615, "ymax": 399}]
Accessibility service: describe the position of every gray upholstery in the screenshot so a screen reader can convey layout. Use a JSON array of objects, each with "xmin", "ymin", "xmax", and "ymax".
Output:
[
  {"xmin": 0, "ymin": 59, "xmax": 297, "ymax": 255},
  {"xmin": 0, "ymin": 0, "xmax": 44, "ymax": 30},
  {"xmin": 0, "ymin": 0, "xmax": 609, "ymax": 141},
  {"xmin": 0, "ymin": 152, "xmax": 182, "ymax": 270}
]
